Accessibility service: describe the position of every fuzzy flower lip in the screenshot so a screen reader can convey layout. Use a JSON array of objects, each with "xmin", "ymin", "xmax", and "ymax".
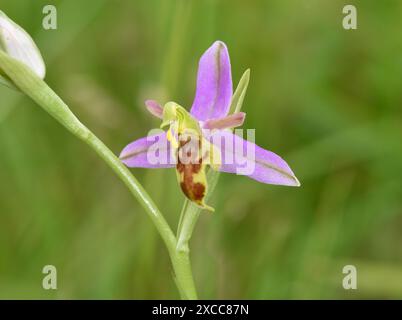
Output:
[
  {"xmin": 0, "ymin": 10, "xmax": 46, "ymax": 87},
  {"xmin": 120, "ymin": 40, "xmax": 300, "ymax": 188}
]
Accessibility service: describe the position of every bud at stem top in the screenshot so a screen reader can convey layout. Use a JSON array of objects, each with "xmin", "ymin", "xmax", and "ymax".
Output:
[{"xmin": 0, "ymin": 10, "xmax": 45, "ymax": 88}]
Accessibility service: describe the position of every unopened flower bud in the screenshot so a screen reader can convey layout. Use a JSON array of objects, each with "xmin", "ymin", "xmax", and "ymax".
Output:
[{"xmin": 0, "ymin": 10, "xmax": 45, "ymax": 88}]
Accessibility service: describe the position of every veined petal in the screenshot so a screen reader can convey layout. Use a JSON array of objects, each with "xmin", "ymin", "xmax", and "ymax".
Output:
[
  {"xmin": 190, "ymin": 41, "xmax": 232, "ymax": 121},
  {"xmin": 206, "ymin": 130, "xmax": 300, "ymax": 186},
  {"xmin": 119, "ymin": 131, "xmax": 175, "ymax": 168}
]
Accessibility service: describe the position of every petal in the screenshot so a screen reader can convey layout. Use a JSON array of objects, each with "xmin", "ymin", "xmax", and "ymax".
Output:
[
  {"xmin": 145, "ymin": 100, "xmax": 163, "ymax": 119},
  {"xmin": 190, "ymin": 41, "xmax": 232, "ymax": 121},
  {"xmin": 203, "ymin": 112, "xmax": 246, "ymax": 130},
  {"xmin": 206, "ymin": 130, "xmax": 300, "ymax": 186},
  {"xmin": 119, "ymin": 131, "xmax": 175, "ymax": 168}
]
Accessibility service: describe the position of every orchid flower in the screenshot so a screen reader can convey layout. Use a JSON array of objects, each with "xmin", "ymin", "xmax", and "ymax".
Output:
[{"xmin": 120, "ymin": 41, "xmax": 300, "ymax": 211}]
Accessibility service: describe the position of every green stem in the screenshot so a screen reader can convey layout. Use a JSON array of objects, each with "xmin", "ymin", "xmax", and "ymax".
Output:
[
  {"xmin": 0, "ymin": 50, "xmax": 196, "ymax": 300},
  {"xmin": 177, "ymin": 201, "xmax": 201, "ymax": 253},
  {"xmin": 176, "ymin": 197, "xmax": 189, "ymax": 236}
]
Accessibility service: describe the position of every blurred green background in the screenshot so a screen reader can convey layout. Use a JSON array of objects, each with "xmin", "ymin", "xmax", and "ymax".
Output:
[{"xmin": 1, "ymin": 0, "xmax": 402, "ymax": 299}]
